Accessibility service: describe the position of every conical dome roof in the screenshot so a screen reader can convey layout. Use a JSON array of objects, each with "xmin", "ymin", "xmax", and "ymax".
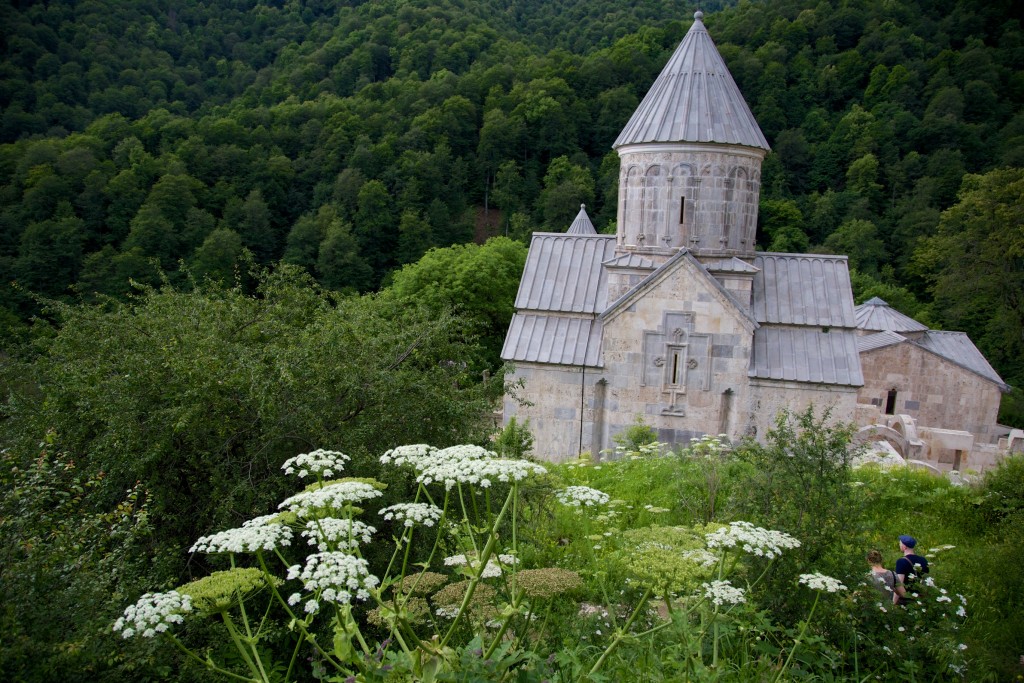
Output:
[
  {"xmin": 614, "ymin": 12, "xmax": 770, "ymax": 150},
  {"xmin": 566, "ymin": 204, "xmax": 597, "ymax": 235},
  {"xmin": 854, "ymin": 297, "xmax": 929, "ymax": 333}
]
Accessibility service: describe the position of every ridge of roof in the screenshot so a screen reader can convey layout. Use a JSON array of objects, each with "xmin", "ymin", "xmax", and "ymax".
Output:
[
  {"xmin": 599, "ymin": 248, "xmax": 758, "ymax": 329},
  {"xmin": 614, "ymin": 11, "xmax": 770, "ymax": 150}
]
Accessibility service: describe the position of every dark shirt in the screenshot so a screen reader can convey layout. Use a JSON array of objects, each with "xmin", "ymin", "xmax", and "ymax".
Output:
[{"xmin": 895, "ymin": 553, "xmax": 929, "ymax": 587}]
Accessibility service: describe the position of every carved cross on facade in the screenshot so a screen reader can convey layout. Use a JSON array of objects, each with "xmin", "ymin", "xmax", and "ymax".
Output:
[{"xmin": 642, "ymin": 312, "xmax": 712, "ymax": 417}]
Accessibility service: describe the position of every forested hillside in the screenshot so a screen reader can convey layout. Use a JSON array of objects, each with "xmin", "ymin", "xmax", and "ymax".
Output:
[{"xmin": 1, "ymin": 0, "xmax": 1023, "ymax": 413}]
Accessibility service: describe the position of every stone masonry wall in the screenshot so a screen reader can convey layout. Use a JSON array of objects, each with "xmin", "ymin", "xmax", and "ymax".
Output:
[
  {"xmin": 858, "ymin": 344, "xmax": 1002, "ymax": 442},
  {"xmin": 616, "ymin": 144, "xmax": 764, "ymax": 258}
]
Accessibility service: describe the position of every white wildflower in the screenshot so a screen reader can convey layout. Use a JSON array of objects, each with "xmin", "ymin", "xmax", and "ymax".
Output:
[
  {"xmin": 681, "ymin": 549, "xmax": 719, "ymax": 568},
  {"xmin": 705, "ymin": 521, "xmax": 801, "ymax": 559},
  {"xmin": 556, "ymin": 486, "xmax": 610, "ymax": 507},
  {"xmin": 956, "ymin": 606, "xmax": 966, "ymax": 617},
  {"xmin": 282, "ymin": 449, "xmax": 350, "ymax": 478},
  {"xmin": 958, "ymin": 643, "xmax": 967, "ymax": 651},
  {"xmin": 380, "ymin": 503, "xmax": 443, "ymax": 528},
  {"xmin": 286, "ymin": 552, "xmax": 379, "ymax": 606},
  {"xmin": 114, "ymin": 591, "xmax": 192, "ymax": 639},
  {"xmin": 798, "ymin": 572, "xmax": 847, "ymax": 593},
  {"xmin": 702, "ymin": 580, "xmax": 747, "ymax": 606},
  {"xmin": 278, "ymin": 481, "xmax": 383, "ymax": 516},
  {"xmin": 417, "ymin": 456, "xmax": 546, "ymax": 490},
  {"xmin": 190, "ymin": 517, "xmax": 293, "ymax": 554},
  {"xmin": 379, "ymin": 444, "xmax": 439, "ymax": 468},
  {"xmin": 301, "ymin": 518, "xmax": 376, "ymax": 552}
]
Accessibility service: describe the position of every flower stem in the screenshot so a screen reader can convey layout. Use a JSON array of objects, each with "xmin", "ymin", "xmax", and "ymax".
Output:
[
  {"xmin": 586, "ymin": 586, "xmax": 654, "ymax": 679},
  {"xmin": 773, "ymin": 592, "xmax": 820, "ymax": 683},
  {"xmin": 167, "ymin": 634, "xmax": 256, "ymax": 682}
]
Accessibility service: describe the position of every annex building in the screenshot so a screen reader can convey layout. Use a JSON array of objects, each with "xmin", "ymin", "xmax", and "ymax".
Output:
[{"xmin": 500, "ymin": 12, "xmax": 1011, "ymax": 468}]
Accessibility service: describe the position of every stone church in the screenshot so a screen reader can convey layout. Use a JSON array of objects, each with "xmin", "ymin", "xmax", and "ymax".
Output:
[{"xmin": 500, "ymin": 12, "xmax": 1006, "ymax": 463}]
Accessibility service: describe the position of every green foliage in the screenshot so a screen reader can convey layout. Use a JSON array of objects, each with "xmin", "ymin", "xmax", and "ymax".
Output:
[
  {"xmin": 386, "ymin": 236, "xmax": 527, "ymax": 370},
  {"xmin": 493, "ymin": 416, "xmax": 535, "ymax": 460},
  {"xmin": 611, "ymin": 415, "xmax": 658, "ymax": 452},
  {"xmin": 915, "ymin": 168, "xmax": 1024, "ymax": 419},
  {"xmin": 0, "ymin": 266, "xmax": 498, "ymax": 681}
]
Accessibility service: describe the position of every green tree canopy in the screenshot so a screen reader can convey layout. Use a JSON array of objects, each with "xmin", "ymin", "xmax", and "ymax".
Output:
[{"xmin": 387, "ymin": 236, "xmax": 527, "ymax": 370}]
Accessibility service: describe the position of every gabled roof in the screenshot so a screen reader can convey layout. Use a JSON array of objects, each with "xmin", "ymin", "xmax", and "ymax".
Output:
[
  {"xmin": 856, "ymin": 328, "xmax": 1009, "ymax": 391},
  {"xmin": 502, "ymin": 314, "xmax": 603, "ymax": 367},
  {"xmin": 856, "ymin": 330, "xmax": 906, "ymax": 353},
  {"xmin": 916, "ymin": 331, "xmax": 1009, "ymax": 390},
  {"xmin": 854, "ymin": 297, "xmax": 929, "ymax": 333},
  {"xmin": 750, "ymin": 327, "xmax": 863, "ymax": 386},
  {"xmin": 566, "ymin": 204, "xmax": 597, "ymax": 235},
  {"xmin": 751, "ymin": 254, "xmax": 857, "ymax": 327},
  {"xmin": 614, "ymin": 11, "xmax": 770, "ymax": 151},
  {"xmin": 502, "ymin": 232, "xmax": 615, "ymax": 367},
  {"xmin": 512, "ymin": 233, "xmax": 616, "ymax": 313},
  {"xmin": 599, "ymin": 248, "xmax": 757, "ymax": 329}
]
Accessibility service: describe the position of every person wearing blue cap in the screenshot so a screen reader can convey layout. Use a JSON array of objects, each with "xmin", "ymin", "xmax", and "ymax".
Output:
[{"xmin": 894, "ymin": 535, "xmax": 930, "ymax": 605}]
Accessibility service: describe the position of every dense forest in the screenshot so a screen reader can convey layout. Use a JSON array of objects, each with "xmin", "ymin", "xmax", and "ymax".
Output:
[
  {"xmin": 2, "ymin": 2, "xmax": 1024, "ymax": 680},
  {"xmin": 1, "ymin": 0, "xmax": 1023, "ymax": 400}
]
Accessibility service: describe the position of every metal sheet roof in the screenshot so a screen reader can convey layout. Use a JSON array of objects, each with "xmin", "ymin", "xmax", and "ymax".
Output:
[
  {"xmin": 566, "ymin": 204, "xmax": 598, "ymax": 235},
  {"xmin": 916, "ymin": 331, "xmax": 1008, "ymax": 389},
  {"xmin": 501, "ymin": 313, "xmax": 603, "ymax": 366},
  {"xmin": 856, "ymin": 330, "xmax": 906, "ymax": 353},
  {"xmin": 604, "ymin": 253, "xmax": 654, "ymax": 269},
  {"xmin": 854, "ymin": 297, "xmax": 929, "ymax": 333},
  {"xmin": 750, "ymin": 327, "xmax": 863, "ymax": 386},
  {"xmin": 614, "ymin": 12, "xmax": 770, "ymax": 151},
  {"xmin": 513, "ymin": 233, "xmax": 616, "ymax": 313},
  {"xmin": 751, "ymin": 254, "xmax": 857, "ymax": 327},
  {"xmin": 702, "ymin": 256, "xmax": 760, "ymax": 273}
]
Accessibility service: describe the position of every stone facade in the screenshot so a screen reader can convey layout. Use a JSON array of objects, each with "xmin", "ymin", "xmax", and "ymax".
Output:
[
  {"xmin": 858, "ymin": 343, "xmax": 1003, "ymax": 442},
  {"xmin": 617, "ymin": 144, "xmax": 765, "ymax": 260}
]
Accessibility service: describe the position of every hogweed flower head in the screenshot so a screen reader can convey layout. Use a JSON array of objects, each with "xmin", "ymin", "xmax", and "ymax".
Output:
[
  {"xmin": 279, "ymin": 480, "xmax": 383, "ymax": 516},
  {"xmin": 380, "ymin": 444, "xmax": 440, "ymax": 468},
  {"xmin": 287, "ymin": 552, "xmax": 379, "ymax": 613},
  {"xmin": 190, "ymin": 516, "xmax": 293, "ymax": 554},
  {"xmin": 301, "ymin": 518, "xmax": 376, "ymax": 552},
  {"xmin": 380, "ymin": 502, "xmax": 443, "ymax": 528},
  {"xmin": 417, "ymin": 456, "xmax": 546, "ymax": 489},
  {"xmin": 114, "ymin": 591, "xmax": 192, "ymax": 638},
  {"xmin": 702, "ymin": 580, "xmax": 747, "ymax": 606},
  {"xmin": 391, "ymin": 571, "xmax": 448, "ymax": 596},
  {"xmin": 705, "ymin": 521, "xmax": 801, "ymax": 559},
  {"xmin": 444, "ymin": 551, "xmax": 516, "ymax": 578},
  {"xmin": 282, "ymin": 449, "xmax": 350, "ymax": 478},
  {"xmin": 556, "ymin": 485, "xmax": 610, "ymax": 507},
  {"xmin": 177, "ymin": 567, "xmax": 275, "ymax": 615},
  {"xmin": 516, "ymin": 568, "xmax": 583, "ymax": 599},
  {"xmin": 798, "ymin": 572, "xmax": 847, "ymax": 593}
]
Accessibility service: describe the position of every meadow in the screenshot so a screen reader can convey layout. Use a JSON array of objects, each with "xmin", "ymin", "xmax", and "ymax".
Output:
[{"xmin": 108, "ymin": 409, "xmax": 1024, "ymax": 682}]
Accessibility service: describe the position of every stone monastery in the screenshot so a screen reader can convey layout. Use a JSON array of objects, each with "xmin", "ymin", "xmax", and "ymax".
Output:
[{"xmin": 500, "ymin": 12, "xmax": 1015, "ymax": 470}]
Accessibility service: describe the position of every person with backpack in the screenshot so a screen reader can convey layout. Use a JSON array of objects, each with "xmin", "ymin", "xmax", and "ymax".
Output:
[
  {"xmin": 866, "ymin": 549, "xmax": 898, "ymax": 603},
  {"xmin": 894, "ymin": 534, "xmax": 930, "ymax": 605}
]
